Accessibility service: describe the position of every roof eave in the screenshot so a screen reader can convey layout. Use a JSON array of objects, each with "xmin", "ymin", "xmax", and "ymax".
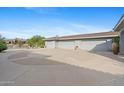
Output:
[
  {"xmin": 113, "ymin": 15, "xmax": 124, "ymax": 31},
  {"xmin": 45, "ymin": 35, "xmax": 118, "ymax": 41}
]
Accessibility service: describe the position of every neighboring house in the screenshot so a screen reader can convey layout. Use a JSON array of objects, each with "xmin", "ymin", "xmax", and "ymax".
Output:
[
  {"xmin": 6, "ymin": 39, "xmax": 27, "ymax": 48},
  {"xmin": 45, "ymin": 15, "xmax": 124, "ymax": 54}
]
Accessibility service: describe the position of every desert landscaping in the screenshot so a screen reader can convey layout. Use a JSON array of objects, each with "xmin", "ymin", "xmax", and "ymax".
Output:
[
  {"xmin": 0, "ymin": 8, "xmax": 124, "ymax": 86},
  {"xmin": 0, "ymin": 48, "xmax": 124, "ymax": 85}
]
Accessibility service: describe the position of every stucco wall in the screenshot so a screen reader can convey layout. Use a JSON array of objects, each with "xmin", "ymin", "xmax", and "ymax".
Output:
[
  {"xmin": 45, "ymin": 39, "xmax": 112, "ymax": 51},
  {"xmin": 120, "ymin": 29, "xmax": 124, "ymax": 54}
]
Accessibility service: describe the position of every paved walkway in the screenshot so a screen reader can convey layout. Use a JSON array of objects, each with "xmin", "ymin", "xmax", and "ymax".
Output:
[{"xmin": 0, "ymin": 49, "xmax": 124, "ymax": 85}]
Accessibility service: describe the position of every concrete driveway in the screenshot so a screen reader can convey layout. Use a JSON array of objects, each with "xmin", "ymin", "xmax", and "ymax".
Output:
[{"xmin": 0, "ymin": 48, "xmax": 124, "ymax": 86}]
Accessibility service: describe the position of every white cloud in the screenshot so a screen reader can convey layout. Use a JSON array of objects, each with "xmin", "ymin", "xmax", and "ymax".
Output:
[
  {"xmin": 0, "ymin": 30, "xmax": 32, "ymax": 39},
  {"xmin": 43, "ymin": 27, "xmax": 79, "ymax": 37},
  {"xmin": 25, "ymin": 7, "xmax": 59, "ymax": 15},
  {"xmin": 0, "ymin": 21, "xmax": 112, "ymax": 39},
  {"xmin": 41, "ymin": 23, "xmax": 111, "ymax": 37},
  {"xmin": 69, "ymin": 23, "xmax": 111, "ymax": 34}
]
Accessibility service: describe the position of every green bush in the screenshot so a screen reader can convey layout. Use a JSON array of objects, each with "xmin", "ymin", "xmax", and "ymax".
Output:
[
  {"xmin": 112, "ymin": 37, "xmax": 120, "ymax": 45},
  {"xmin": 0, "ymin": 35, "xmax": 7, "ymax": 52},
  {"xmin": 0, "ymin": 43, "xmax": 7, "ymax": 52},
  {"xmin": 27, "ymin": 35, "xmax": 45, "ymax": 48}
]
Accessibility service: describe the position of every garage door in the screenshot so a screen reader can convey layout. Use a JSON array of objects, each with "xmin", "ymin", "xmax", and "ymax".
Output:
[
  {"xmin": 58, "ymin": 41, "xmax": 75, "ymax": 49},
  {"xmin": 45, "ymin": 41, "xmax": 55, "ymax": 48},
  {"xmin": 79, "ymin": 39, "xmax": 112, "ymax": 51}
]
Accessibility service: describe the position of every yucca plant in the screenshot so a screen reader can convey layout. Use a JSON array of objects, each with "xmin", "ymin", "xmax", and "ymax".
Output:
[{"xmin": 112, "ymin": 37, "xmax": 119, "ymax": 55}]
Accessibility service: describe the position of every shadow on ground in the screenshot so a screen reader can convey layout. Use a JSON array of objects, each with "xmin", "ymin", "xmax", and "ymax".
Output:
[
  {"xmin": 88, "ymin": 41, "xmax": 124, "ymax": 63},
  {"xmin": 89, "ymin": 50, "xmax": 124, "ymax": 63},
  {"xmin": 7, "ymin": 50, "xmax": 122, "ymax": 86}
]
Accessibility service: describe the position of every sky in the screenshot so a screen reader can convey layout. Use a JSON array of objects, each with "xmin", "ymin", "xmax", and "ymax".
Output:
[{"xmin": 0, "ymin": 7, "xmax": 124, "ymax": 39}]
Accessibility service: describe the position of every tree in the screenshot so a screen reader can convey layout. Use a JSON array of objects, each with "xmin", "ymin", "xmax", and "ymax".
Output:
[
  {"xmin": 0, "ymin": 35, "xmax": 7, "ymax": 52},
  {"xmin": 15, "ymin": 38, "xmax": 20, "ymax": 44},
  {"xmin": 27, "ymin": 35, "xmax": 45, "ymax": 48},
  {"xmin": 0, "ymin": 35, "xmax": 5, "ymax": 43},
  {"xmin": 14, "ymin": 38, "xmax": 26, "ymax": 48}
]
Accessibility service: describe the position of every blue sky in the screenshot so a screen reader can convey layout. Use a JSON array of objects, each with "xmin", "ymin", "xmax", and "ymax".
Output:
[{"xmin": 0, "ymin": 7, "xmax": 124, "ymax": 39}]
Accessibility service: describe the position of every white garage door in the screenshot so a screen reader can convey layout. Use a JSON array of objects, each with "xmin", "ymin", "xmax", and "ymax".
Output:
[
  {"xmin": 45, "ymin": 41, "xmax": 55, "ymax": 48},
  {"xmin": 79, "ymin": 39, "xmax": 112, "ymax": 51},
  {"xmin": 58, "ymin": 41, "xmax": 75, "ymax": 49}
]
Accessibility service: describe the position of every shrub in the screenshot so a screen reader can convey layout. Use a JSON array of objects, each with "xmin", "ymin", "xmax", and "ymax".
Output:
[
  {"xmin": 0, "ymin": 43, "xmax": 7, "ymax": 52},
  {"xmin": 0, "ymin": 35, "xmax": 7, "ymax": 52},
  {"xmin": 27, "ymin": 35, "xmax": 45, "ymax": 48},
  {"xmin": 112, "ymin": 37, "xmax": 119, "ymax": 45}
]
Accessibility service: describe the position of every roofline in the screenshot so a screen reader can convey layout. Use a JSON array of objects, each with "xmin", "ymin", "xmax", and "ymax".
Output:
[
  {"xmin": 113, "ymin": 14, "xmax": 124, "ymax": 31},
  {"xmin": 45, "ymin": 32, "xmax": 119, "ymax": 41},
  {"xmin": 45, "ymin": 35, "xmax": 118, "ymax": 41}
]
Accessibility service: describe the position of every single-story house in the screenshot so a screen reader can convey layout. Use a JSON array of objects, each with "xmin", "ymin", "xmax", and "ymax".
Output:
[{"xmin": 45, "ymin": 15, "xmax": 124, "ymax": 54}]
